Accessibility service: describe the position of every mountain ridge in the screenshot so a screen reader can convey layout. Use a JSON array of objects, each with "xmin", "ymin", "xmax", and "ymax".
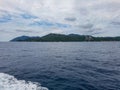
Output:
[{"xmin": 11, "ymin": 33, "xmax": 120, "ymax": 42}]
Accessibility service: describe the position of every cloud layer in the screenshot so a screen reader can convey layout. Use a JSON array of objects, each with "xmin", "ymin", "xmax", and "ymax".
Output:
[{"xmin": 0, "ymin": 0, "xmax": 120, "ymax": 41}]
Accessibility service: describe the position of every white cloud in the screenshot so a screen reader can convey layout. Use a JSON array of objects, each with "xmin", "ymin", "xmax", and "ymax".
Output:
[{"xmin": 0, "ymin": 0, "xmax": 120, "ymax": 41}]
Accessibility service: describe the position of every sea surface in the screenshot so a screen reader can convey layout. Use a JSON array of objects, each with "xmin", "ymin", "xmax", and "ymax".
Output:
[{"xmin": 0, "ymin": 42, "xmax": 120, "ymax": 90}]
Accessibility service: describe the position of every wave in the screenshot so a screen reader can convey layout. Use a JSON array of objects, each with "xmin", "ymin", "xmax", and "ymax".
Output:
[{"xmin": 0, "ymin": 73, "xmax": 48, "ymax": 90}]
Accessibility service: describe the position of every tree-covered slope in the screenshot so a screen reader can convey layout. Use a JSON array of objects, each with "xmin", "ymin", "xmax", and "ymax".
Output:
[{"xmin": 11, "ymin": 33, "xmax": 120, "ymax": 42}]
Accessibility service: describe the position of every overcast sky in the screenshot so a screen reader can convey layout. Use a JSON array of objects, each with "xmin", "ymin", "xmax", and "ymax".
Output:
[{"xmin": 0, "ymin": 0, "xmax": 120, "ymax": 41}]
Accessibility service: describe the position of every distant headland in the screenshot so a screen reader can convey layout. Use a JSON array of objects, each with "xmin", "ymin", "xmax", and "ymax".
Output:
[{"xmin": 11, "ymin": 33, "xmax": 120, "ymax": 42}]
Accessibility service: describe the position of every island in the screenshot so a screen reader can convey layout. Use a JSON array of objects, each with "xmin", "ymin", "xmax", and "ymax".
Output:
[{"xmin": 11, "ymin": 33, "xmax": 120, "ymax": 42}]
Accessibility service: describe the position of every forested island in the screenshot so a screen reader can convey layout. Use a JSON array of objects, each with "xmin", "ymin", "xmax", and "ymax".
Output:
[{"xmin": 11, "ymin": 33, "xmax": 120, "ymax": 42}]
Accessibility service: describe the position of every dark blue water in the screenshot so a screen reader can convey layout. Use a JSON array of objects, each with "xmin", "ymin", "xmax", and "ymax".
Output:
[{"xmin": 0, "ymin": 42, "xmax": 120, "ymax": 90}]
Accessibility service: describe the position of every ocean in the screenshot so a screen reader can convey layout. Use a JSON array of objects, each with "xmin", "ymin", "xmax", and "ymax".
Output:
[{"xmin": 0, "ymin": 42, "xmax": 120, "ymax": 90}]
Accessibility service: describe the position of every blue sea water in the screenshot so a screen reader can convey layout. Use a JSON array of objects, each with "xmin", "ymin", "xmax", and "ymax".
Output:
[{"xmin": 0, "ymin": 42, "xmax": 120, "ymax": 90}]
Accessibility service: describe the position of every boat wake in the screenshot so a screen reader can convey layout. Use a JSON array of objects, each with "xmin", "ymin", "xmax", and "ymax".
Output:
[{"xmin": 0, "ymin": 73, "xmax": 48, "ymax": 90}]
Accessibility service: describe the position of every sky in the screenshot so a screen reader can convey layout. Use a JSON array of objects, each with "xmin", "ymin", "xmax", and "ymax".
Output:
[{"xmin": 0, "ymin": 0, "xmax": 120, "ymax": 41}]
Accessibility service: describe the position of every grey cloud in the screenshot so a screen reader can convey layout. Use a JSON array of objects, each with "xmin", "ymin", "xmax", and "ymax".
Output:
[
  {"xmin": 79, "ymin": 8, "xmax": 89, "ymax": 15},
  {"xmin": 85, "ymin": 29, "xmax": 95, "ymax": 33},
  {"xmin": 64, "ymin": 17, "xmax": 76, "ymax": 22},
  {"xmin": 91, "ymin": 28, "xmax": 102, "ymax": 31},
  {"xmin": 16, "ymin": 29, "xmax": 39, "ymax": 33},
  {"xmin": 91, "ymin": 31, "xmax": 105, "ymax": 35},
  {"xmin": 92, "ymin": 2, "xmax": 120, "ymax": 11},
  {"xmin": 84, "ymin": 28, "xmax": 103, "ymax": 35},
  {"xmin": 79, "ymin": 23, "xmax": 94, "ymax": 29},
  {"xmin": 87, "ymin": 28, "xmax": 102, "ymax": 32},
  {"xmin": 0, "ymin": 29, "xmax": 12, "ymax": 33},
  {"xmin": 111, "ymin": 21, "xmax": 120, "ymax": 26}
]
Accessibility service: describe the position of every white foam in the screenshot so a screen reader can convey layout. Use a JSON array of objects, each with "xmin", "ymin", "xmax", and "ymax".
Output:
[{"xmin": 0, "ymin": 73, "xmax": 48, "ymax": 90}]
